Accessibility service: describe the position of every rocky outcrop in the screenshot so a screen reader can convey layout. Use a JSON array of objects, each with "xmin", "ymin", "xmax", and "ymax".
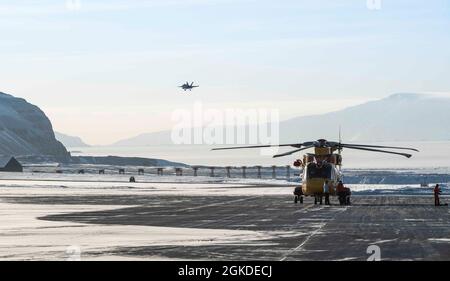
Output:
[{"xmin": 0, "ymin": 92, "xmax": 70, "ymax": 161}]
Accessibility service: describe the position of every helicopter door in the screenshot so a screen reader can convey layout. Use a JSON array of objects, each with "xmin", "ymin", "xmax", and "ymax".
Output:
[
  {"xmin": 302, "ymin": 166, "xmax": 308, "ymax": 182},
  {"xmin": 330, "ymin": 167, "xmax": 337, "ymax": 181}
]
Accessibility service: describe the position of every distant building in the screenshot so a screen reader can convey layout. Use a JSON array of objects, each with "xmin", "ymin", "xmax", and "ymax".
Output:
[{"xmin": 0, "ymin": 157, "xmax": 23, "ymax": 172}]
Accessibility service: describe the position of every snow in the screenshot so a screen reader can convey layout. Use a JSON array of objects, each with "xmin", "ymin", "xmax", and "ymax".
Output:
[
  {"xmin": 0, "ymin": 169, "xmax": 447, "ymax": 196},
  {"xmin": 0, "ymin": 171, "xmax": 447, "ymax": 260},
  {"xmin": 0, "ymin": 176, "xmax": 286, "ymax": 260},
  {"xmin": 428, "ymin": 238, "xmax": 450, "ymax": 243},
  {"xmin": 0, "ymin": 202, "xmax": 273, "ymax": 261},
  {"xmin": 0, "ymin": 92, "xmax": 68, "ymax": 157}
]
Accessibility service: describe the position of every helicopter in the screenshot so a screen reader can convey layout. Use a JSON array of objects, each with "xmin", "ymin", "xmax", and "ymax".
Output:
[{"xmin": 212, "ymin": 139, "xmax": 418, "ymax": 204}]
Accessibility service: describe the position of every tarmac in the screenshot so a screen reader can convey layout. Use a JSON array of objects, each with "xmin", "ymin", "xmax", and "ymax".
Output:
[{"xmin": 29, "ymin": 194, "xmax": 450, "ymax": 261}]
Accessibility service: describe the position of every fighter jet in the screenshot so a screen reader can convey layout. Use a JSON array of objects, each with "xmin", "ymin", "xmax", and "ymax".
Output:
[{"xmin": 179, "ymin": 82, "xmax": 199, "ymax": 91}]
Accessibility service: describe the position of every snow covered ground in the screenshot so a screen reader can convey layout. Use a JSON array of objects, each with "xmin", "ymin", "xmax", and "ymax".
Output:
[
  {"xmin": 0, "ymin": 201, "xmax": 276, "ymax": 261},
  {"xmin": 0, "ymin": 169, "xmax": 448, "ymax": 195},
  {"xmin": 0, "ymin": 171, "xmax": 448, "ymax": 260},
  {"xmin": 0, "ymin": 175, "xmax": 286, "ymax": 260}
]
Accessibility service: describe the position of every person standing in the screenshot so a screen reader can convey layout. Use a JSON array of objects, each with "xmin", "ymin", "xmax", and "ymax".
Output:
[
  {"xmin": 336, "ymin": 181, "xmax": 345, "ymax": 205},
  {"xmin": 323, "ymin": 180, "xmax": 330, "ymax": 205},
  {"xmin": 434, "ymin": 184, "xmax": 441, "ymax": 206}
]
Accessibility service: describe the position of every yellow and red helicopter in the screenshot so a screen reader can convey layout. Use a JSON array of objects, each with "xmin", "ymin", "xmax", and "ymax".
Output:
[{"xmin": 213, "ymin": 139, "xmax": 418, "ymax": 204}]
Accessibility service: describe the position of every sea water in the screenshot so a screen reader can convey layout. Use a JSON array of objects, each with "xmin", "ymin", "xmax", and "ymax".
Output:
[{"xmin": 68, "ymin": 141, "xmax": 450, "ymax": 171}]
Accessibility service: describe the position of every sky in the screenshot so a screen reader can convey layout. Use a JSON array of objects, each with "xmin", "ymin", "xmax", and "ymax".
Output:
[{"xmin": 0, "ymin": 0, "xmax": 449, "ymax": 145}]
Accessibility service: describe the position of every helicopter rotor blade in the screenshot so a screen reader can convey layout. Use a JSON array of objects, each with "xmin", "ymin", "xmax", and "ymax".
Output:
[
  {"xmin": 273, "ymin": 145, "xmax": 315, "ymax": 158},
  {"xmin": 212, "ymin": 143, "xmax": 303, "ymax": 151},
  {"xmin": 340, "ymin": 145, "xmax": 412, "ymax": 158},
  {"xmin": 212, "ymin": 141, "xmax": 317, "ymax": 151},
  {"xmin": 341, "ymin": 143, "xmax": 419, "ymax": 152}
]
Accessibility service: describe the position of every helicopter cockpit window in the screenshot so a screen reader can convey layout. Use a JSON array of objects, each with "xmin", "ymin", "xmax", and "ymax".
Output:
[{"xmin": 306, "ymin": 163, "xmax": 332, "ymax": 179}]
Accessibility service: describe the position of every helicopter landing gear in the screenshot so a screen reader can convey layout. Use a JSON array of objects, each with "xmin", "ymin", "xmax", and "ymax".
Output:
[
  {"xmin": 294, "ymin": 195, "xmax": 303, "ymax": 204},
  {"xmin": 293, "ymin": 186, "xmax": 304, "ymax": 204}
]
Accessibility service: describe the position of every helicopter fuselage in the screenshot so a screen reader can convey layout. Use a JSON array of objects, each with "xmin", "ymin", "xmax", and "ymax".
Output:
[
  {"xmin": 298, "ymin": 147, "xmax": 343, "ymax": 196},
  {"xmin": 301, "ymin": 162, "xmax": 341, "ymax": 196}
]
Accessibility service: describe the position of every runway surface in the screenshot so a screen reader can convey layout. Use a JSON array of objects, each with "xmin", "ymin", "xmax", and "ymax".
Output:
[{"xmin": 1, "ymin": 183, "xmax": 448, "ymax": 260}]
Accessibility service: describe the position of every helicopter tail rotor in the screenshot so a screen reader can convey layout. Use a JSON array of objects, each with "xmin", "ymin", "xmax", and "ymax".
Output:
[{"xmin": 338, "ymin": 126, "xmax": 342, "ymax": 155}]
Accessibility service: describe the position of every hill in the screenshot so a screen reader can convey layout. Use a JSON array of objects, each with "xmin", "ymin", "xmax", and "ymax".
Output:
[
  {"xmin": 0, "ymin": 92, "xmax": 70, "ymax": 161},
  {"xmin": 55, "ymin": 132, "xmax": 90, "ymax": 148},
  {"xmin": 112, "ymin": 93, "xmax": 450, "ymax": 145}
]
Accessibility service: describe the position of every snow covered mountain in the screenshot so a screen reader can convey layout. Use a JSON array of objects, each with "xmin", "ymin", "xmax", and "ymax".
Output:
[
  {"xmin": 112, "ymin": 93, "xmax": 450, "ymax": 146},
  {"xmin": 55, "ymin": 132, "xmax": 90, "ymax": 148},
  {"xmin": 279, "ymin": 93, "xmax": 450, "ymax": 142},
  {"xmin": 0, "ymin": 92, "xmax": 70, "ymax": 161},
  {"xmin": 113, "ymin": 130, "xmax": 175, "ymax": 146}
]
